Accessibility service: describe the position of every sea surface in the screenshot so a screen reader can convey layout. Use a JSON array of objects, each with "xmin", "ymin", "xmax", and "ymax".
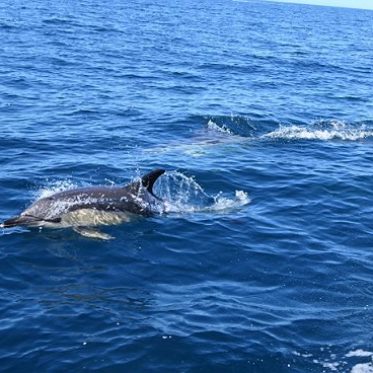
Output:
[{"xmin": 0, "ymin": 0, "xmax": 372, "ymax": 372}]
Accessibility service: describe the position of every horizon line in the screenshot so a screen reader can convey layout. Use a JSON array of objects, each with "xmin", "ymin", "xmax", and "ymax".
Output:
[{"xmin": 265, "ymin": 0, "xmax": 373, "ymax": 11}]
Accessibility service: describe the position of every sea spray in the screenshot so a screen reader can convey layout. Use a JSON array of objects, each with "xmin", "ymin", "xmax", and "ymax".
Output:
[
  {"xmin": 38, "ymin": 180, "xmax": 80, "ymax": 199},
  {"xmin": 154, "ymin": 171, "xmax": 250, "ymax": 213}
]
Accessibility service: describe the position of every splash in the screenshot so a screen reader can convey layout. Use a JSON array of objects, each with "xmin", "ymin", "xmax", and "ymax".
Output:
[
  {"xmin": 263, "ymin": 120, "xmax": 373, "ymax": 141},
  {"xmin": 154, "ymin": 171, "xmax": 250, "ymax": 214},
  {"xmin": 205, "ymin": 115, "xmax": 258, "ymax": 137},
  {"xmin": 207, "ymin": 119, "xmax": 234, "ymax": 136},
  {"xmin": 38, "ymin": 180, "xmax": 80, "ymax": 199}
]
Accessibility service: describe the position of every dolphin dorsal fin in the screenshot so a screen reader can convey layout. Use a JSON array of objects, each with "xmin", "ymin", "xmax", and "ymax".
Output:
[
  {"xmin": 124, "ymin": 169, "xmax": 165, "ymax": 196},
  {"xmin": 141, "ymin": 169, "xmax": 165, "ymax": 195}
]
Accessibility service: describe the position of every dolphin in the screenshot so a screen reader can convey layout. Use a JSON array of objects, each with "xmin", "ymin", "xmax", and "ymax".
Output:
[{"xmin": 2, "ymin": 169, "xmax": 165, "ymax": 239}]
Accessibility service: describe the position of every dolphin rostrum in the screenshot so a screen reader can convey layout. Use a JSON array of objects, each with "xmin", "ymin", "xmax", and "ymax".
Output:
[{"xmin": 2, "ymin": 169, "xmax": 165, "ymax": 239}]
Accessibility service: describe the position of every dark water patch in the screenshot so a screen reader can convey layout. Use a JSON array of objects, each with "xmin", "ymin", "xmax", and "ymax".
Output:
[
  {"xmin": 43, "ymin": 56, "xmax": 78, "ymax": 67},
  {"xmin": 90, "ymin": 24, "xmax": 124, "ymax": 34},
  {"xmin": 107, "ymin": 107, "xmax": 144, "ymax": 119},
  {"xmin": 0, "ymin": 22, "xmax": 15, "ymax": 31},
  {"xmin": 65, "ymin": 108, "xmax": 103, "ymax": 117},
  {"xmin": 1, "ymin": 77, "xmax": 32, "ymax": 90},
  {"xmin": 197, "ymin": 61, "xmax": 265, "ymax": 75},
  {"xmin": 0, "ymin": 138, "xmax": 59, "ymax": 153},
  {"xmin": 42, "ymin": 17, "xmax": 81, "ymax": 27}
]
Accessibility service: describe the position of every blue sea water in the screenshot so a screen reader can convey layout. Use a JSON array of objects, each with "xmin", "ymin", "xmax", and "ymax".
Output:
[{"xmin": 1, "ymin": 0, "xmax": 373, "ymax": 371}]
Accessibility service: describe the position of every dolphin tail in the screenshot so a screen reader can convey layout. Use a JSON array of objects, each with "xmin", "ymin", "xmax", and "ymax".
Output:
[{"xmin": 141, "ymin": 169, "xmax": 165, "ymax": 196}]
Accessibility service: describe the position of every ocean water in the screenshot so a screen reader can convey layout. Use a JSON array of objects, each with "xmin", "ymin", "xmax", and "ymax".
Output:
[{"xmin": 0, "ymin": 0, "xmax": 372, "ymax": 371}]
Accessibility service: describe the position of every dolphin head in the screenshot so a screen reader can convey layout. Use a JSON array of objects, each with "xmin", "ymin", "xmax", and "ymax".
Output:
[{"xmin": 3, "ymin": 196, "xmax": 65, "ymax": 228}]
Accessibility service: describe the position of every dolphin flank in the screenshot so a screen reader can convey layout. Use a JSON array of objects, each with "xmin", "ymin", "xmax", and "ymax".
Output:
[{"xmin": 2, "ymin": 169, "xmax": 165, "ymax": 239}]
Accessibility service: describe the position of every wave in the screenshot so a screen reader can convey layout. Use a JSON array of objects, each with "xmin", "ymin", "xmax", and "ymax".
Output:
[
  {"xmin": 263, "ymin": 120, "xmax": 373, "ymax": 141},
  {"xmin": 144, "ymin": 117, "xmax": 372, "ymax": 161},
  {"xmin": 204, "ymin": 116, "xmax": 373, "ymax": 142}
]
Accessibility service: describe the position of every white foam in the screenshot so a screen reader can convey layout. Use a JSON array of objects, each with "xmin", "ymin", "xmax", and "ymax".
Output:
[
  {"xmin": 207, "ymin": 120, "xmax": 234, "ymax": 135},
  {"xmin": 351, "ymin": 363, "xmax": 373, "ymax": 373},
  {"xmin": 347, "ymin": 350, "xmax": 373, "ymax": 358},
  {"xmin": 322, "ymin": 362, "xmax": 340, "ymax": 371},
  {"xmin": 263, "ymin": 121, "xmax": 373, "ymax": 141},
  {"xmin": 211, "ymin": 190, "xmax": 250, "ymax": 212}
]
